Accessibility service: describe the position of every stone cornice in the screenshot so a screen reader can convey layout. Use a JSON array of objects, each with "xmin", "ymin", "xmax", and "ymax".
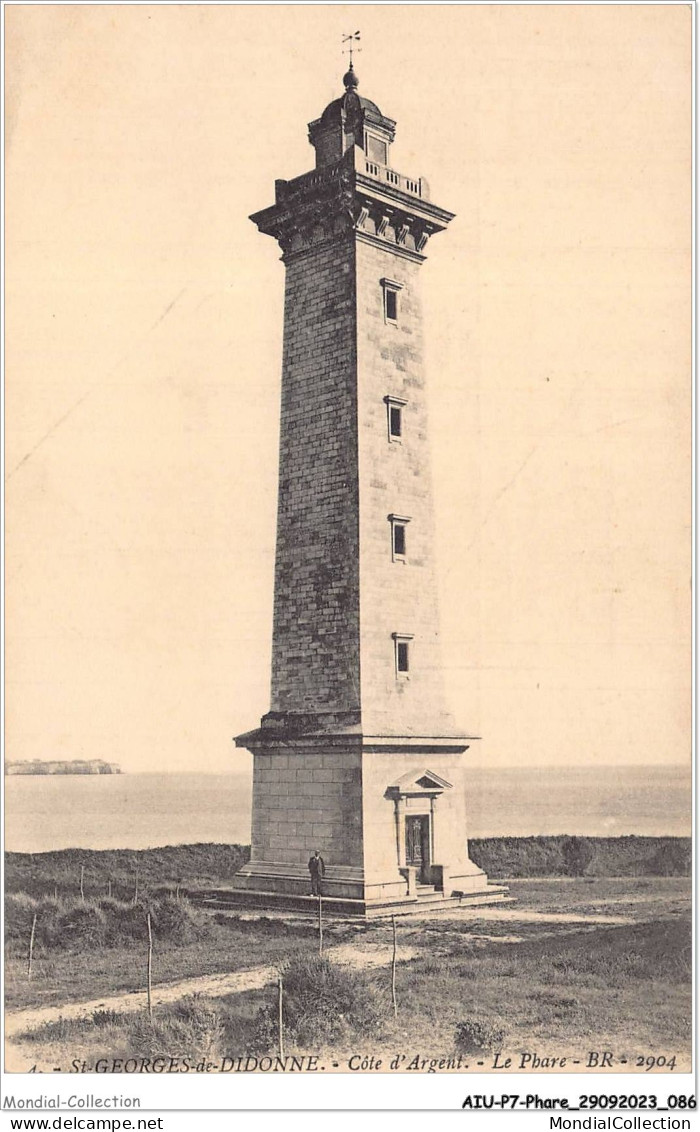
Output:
[
  {"xmin": 354, "ymin": 173, "xmax": 454, "ymax": 229},
  {"xmin": 250, "ymin": 150, "xmax": 454, "ymax": 262},
  {"xmin": 354, "ymin": 230, "xmax": 425, "ymax": 266},
  {"xmin": 235, "ymin": 729, "xmax": 475, "ymax": 754}
]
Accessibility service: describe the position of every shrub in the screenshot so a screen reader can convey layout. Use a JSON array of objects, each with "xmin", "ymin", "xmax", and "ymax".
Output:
[
  {"xmin": 99, "ymin": 899, "xmax": 147, "ymax": 946},
  {"xmin": 49, "ymin": 902, "xmax": 108, "ymax": 949},
  {"xmin": 91, "ymin": 1009, "xmax": 122, "ymax": 1028},
  {"xmin": 454, "ymin": 1018, "xmax": 507, "ymax": 1054},
  {"xmin": 4, "ymin": 891, "xmax": 211, "ymax": 955},
  {"xmin": 149, "ymin": 895, "xmax": 208, "ymax": 943},
  {"xmin": 8, "ymin": 896, "xmax": 109, "ymax": 952},
  {"xmin": 115, "ymin": 995, "xmax": 226, "ymax": 1060},
  {"xmin": 154, "ymin": 995, "xmax": 225, "ymax": 1057},
  {"xmin": 18, "ymin": 997, "xmax": 225, "ymax": 1059},
  {"xmin": 469, "ymin": 834, "xmax": 692, "ymax": 878},
  {"xmin": 562, "ymin": 836, "xmax": 594, "ymax": 877},
  {"xmin": 646, "ymin": 841, "xmax": 691, "ymax": 876},
  {"xmin": 250, "ymin": 955, "xmax": 385, "ymax": 1053},
  {"xmin": 103, "ymin": 895, "xmax": 207, "ymax": 947},
  {"xmin": 5, "ymin": 893, "xmax": 41, "ymax": 947}
]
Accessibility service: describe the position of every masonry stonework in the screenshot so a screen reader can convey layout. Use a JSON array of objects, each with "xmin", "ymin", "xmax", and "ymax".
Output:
[
  {"xmin": 232, "ymin": 65, "xmax": 499, "ymax": 913},
  {"xmin": 271, "ymin": 237, "xmax": 360, "ymax": 715}
]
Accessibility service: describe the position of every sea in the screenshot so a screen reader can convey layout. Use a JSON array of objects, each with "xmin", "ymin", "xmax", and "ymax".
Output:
[{"xmin": 3, "ymin": 765, "xmax": 691, "ymax": 854}]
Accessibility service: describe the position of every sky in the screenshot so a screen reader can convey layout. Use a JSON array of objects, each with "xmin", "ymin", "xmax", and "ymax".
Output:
[{"xmin": 5, "ymin": 4, "xmax": 691, "ymax": 774}]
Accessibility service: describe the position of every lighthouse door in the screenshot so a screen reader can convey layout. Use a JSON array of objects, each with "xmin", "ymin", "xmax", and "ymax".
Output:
[{"xmin": 405, "ymin": 815, "xmax": 431, "ymax": 883}]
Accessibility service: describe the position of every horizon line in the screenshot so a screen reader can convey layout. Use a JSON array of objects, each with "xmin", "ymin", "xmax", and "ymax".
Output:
[{"xmin": 115, "ymin": 762, "xmax": 691, "ymax": 774}]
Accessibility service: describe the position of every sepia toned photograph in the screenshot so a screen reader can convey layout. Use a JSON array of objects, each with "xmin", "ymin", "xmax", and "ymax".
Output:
[{"xmin": 3, "ymin": 1, "xmax": 692, "ymax": 1090}]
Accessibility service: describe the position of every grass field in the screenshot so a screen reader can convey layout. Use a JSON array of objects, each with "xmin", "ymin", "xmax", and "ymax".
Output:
[
  {"xmin": 5, "ymin": 873, "xmax": 691, "ymax": 1074},
  {"xmin": 5, "ymin": 836, "xmax": 690, "ymax": 901},
  {"xmin": 5, "ymin": 843, "xmax": 251, "ymax": 901}
]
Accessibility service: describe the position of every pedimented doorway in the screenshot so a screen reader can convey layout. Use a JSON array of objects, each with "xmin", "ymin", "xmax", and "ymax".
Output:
[{"xmin": 405, "ymin": 813, "xmax": 431, "ymax": 883}]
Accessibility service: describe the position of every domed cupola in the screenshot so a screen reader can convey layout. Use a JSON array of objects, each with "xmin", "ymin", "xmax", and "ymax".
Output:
[{"xmin": 308, "ymin": 64, "xmax": 397, "ymax": 169}]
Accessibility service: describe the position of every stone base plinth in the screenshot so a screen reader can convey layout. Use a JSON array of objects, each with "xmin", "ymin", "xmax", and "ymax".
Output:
[
  {"xmin": 229, "ymin": 856, "xmax": 490, "ymax": 905},
  {"xmin": 190, "ymin": 882, "xmax": 511, "ymax": 919},
  {"xmin": 229, "ymin": 860, "xmax": 411, "ymax": 903}
]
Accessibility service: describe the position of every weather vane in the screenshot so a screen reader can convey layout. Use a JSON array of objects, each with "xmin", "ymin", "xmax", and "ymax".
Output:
[{"xmin": 342, "ymin": 31, "xmax": 361, "ymax": 69}]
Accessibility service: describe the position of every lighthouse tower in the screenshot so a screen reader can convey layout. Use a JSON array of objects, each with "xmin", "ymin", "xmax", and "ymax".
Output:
[{"xmin": 232, "ymin": 66, "xmax": 501, "ymax": 913}]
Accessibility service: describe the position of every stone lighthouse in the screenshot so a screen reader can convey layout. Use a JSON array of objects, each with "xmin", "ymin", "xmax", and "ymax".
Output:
[{"xmin": 232, "ymin": 65, "xmax": 502, "ymax": 914}]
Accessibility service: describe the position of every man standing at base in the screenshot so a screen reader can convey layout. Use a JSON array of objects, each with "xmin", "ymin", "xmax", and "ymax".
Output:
[{"xmin": 308, "ymin": 849, "xmax": 325, "ymax": 896}]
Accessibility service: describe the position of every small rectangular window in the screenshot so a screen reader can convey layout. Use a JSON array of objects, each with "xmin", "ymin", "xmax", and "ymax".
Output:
[
  {"xmin": 384, "ymin": 395, "xmax": 408, "ymax": 444},
  {"xmin": 381, "ymin": 277, "xmax": 403, "ymax": 325},
  {"xmin": 393, "ymin": 523, "xmax": 406, "ymax": 557},
  {"xmin": 389, "ymin": 513, "xmax": 411, "ymax": 562},
  {"xmin": 392, "ymin": 632, "xmax": 414, "ymax": 677}
]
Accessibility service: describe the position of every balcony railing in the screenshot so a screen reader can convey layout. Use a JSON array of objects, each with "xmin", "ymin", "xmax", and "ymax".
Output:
[
  {"xmin": 275, "ymin": 161, "xmax": 346, "ymax": 202},
  {"xmin": 275, "ymin": 156, "xmax": 428, "ymax": 204},
  {"xmin": 362, "ymin": 160, "xmax": 427, "ymax": 200}
]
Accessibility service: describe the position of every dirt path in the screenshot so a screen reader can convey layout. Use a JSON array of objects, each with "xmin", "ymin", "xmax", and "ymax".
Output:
[
  {"xmin": 433, "ymin": 908, "xmax": 634, "ymax": 925},
  {"xmin": 5, "ymin": 966, "xmax": 277, "ymax": 1040},
  {"xmin": 5, "ymin": 941, "xmax": 420, "ymax": 1042}
]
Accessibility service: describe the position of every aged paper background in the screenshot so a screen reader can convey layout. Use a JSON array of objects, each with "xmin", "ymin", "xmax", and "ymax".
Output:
[{"xmin": 5, "ymin": 3, "xmax": 690, "ymax": 778}]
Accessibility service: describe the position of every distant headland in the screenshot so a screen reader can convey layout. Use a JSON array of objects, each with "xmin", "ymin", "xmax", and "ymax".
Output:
[{"xmin": 5, "ymin": 759, "xmax": 122, "ymax": 776}]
